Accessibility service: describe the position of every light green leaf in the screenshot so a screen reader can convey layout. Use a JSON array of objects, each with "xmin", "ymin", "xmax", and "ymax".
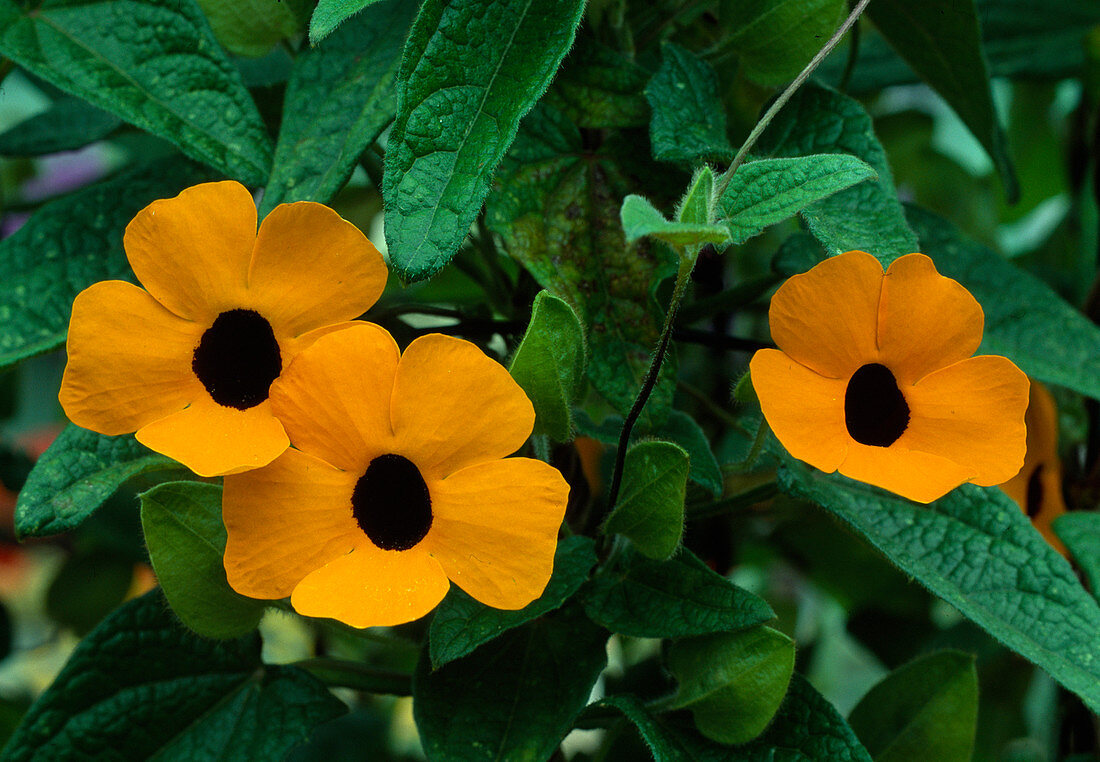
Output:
[
  {"xmin": 383, "ymin": 0, "xmax": 585, "ymax": 281},
  {"xmin": 667, "ymin": 626, "xmax": 796, "ymax": 745},
  {"xmin": 721, "ymin": 0, "xmax": 846, "ymax": 86},
  {"xmin": 509, "ymin": 291, "xmax": 587, "ymax": 442},
  {"xmin": 140, "ymin": 482, "xmax": 265, "ymax": 640},
  {"xmin": 262, "ymin": 0, "xmax": 415, "ymax": 214},
  {"xmin": 604, "ymin": 440, "xmax": 689, "ymax": 560},
  {"xmin": 719, "ymin": 154, "xmax": 878, "ymax": 245},
  {"xmin": 646, "ymin": 42, "xmax": 732, "ymax": 163},
  {"xmin": 0, "ymin": 97, "xmax": 120, "ymax": 156},
  {"xmin": 1054, "ymin": 513, "xmax": 1100, "ymax": 599},
  {"xmin": 309, "ymin": 0, "xmax": 382, "ymax": 44},
  {"xmin": 196, "ymin": 0, "xmax": 301, "ymax": 57},
  {"xmin": 621, "ymin": 195, "xmax": 730, "ymax": 248},
  {"xmin": 429, "ymin": 536, "xmax": 596, "ymax": 668},
  {"xmin": 0, "ymin": 0, "xmax": 272, "ymax": 184},
  {"xmin": 848, "ymin": 650, "xmax": 978, "ymax": 762},
  {"xmin": 676, "ymin": 166, "xmax": 714, "ymax": 225},
  {"xmin": 16, "ymin": 425, "xmax": 179, "ymax": 540}
]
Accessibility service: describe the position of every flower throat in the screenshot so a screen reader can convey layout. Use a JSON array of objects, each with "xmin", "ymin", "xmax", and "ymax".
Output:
[
  {"xmin": 352, "ymin": 454, "xmax": 433, "ymax": 551},
  {"xmin": 192, "ymin": 309, "xmax": 282, "ymax": 410},
  {"xmin": 845, "ymin": 363, "xmax": 909, "ymax": 447}
]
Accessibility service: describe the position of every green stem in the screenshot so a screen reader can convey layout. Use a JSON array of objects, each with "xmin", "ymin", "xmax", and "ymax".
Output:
[{"xmin": 296, "ymin": 657, "xmax": 413, "ymax": 696}]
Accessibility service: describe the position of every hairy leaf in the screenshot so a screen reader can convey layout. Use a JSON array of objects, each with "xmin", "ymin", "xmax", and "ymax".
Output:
[
  {"xmin": 1054, "ymin": 513, "xmax": 1100, "ymax": 599},
  {"xmin": 604, "ymin": 440, "xmax": 689, "ymax": 560},
  {"xmin": 309, "ymin": 0, "xmax": 382, "ymax": 43},
  {"xmin": 0, "ymin": 97, "xmax": 120, "ymax": 156},
  {"xmin": 646, "ymin": 42, "xmax": 732, "ymax": 163},
  {"xmin": 621, "ymin": 195, "xmax": 730, "ymax": 248}
]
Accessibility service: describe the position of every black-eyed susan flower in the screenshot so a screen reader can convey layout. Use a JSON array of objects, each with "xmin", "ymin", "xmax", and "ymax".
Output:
[
  {"xmin": 221, "ymin": 323, "xmax": 569, "ymax": 628},
  {"xmin": 750, "ymin": 250, "xmax": 1029, "ymax": 504},
  {"xmin": 999, "ymin": 380, "xmax": 1068, "ymax": 555},
  {"xmin": 59, "ymin": 181, "xmax": 387, "ymax": 477}
]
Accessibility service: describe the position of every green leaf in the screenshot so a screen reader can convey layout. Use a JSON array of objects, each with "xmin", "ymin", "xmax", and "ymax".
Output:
[
  {"xmin": 0, "ymin": 97, "xmax": 120, "ymax": 156},
  {"xmin": 383, "ymin": 0, "xmax": 585, "ymax": 281},
  {"xmin": 429, "ymin": 535, "xmax": 596, "ymax": 668},
  {"xmin": 848, "ymin": 650, "xmax": 978, "ymax": 762},
  {"xmin": 866, "ymin": 0, "xmax": 1017, "ymax": 201},
  {"xmin": 667, "ymin": 625, "xmax": 795, "ymax": 744},
  {"xmin": 581, "ymin": 545, "xmax": 773, "ymax": 638},
  {"xmin": 0, "ymin": 158, "xmax": 208, "ymax": 370},
  {"xmin": 46, "ymin": 549, "xmax": 133, "ymax": 636},
  {"xmin": 309, "ymin": 0, "xmax": 382, "ymax": 45},
  {"xmin": 16, "ymin": 425, "xmax": 178, "ymax": 540},
  {"xmin": 604, "ymin": 440, "xmax": 689, "ymax": 560},
  {"xmin": 720, "ymin": 0, "xmax": 846, "ymax": 86},
  {"xmin": 140, "ymin": 482, "xmax": 265, "ymax": 639},
  {"xmin": 718, "ymin": 155, "xmax": 878, "ymax": 245},
  {"xmin": 1054, "ymin": 513, "xmax": 1100, "ymax": 599},
  {"xmin": 0, "ymin": 0, "xmax": 273, "ymax": 184},
  {"xmin": 2, "ymin": 591, "xmax": 344, "ymax": 761},
  {"xmin": 261, "ymin": 0, "xmax": 415, "ymax": 214},
  {"xmin": 758, "ymin": 83, "xmax": 919, "ymax": 260},
  {"xmin": 775, "ymin": 451, "xmax": 1100, "ymax": 714},
  {"xmin": 621, "ymin": 195, "xmax": 730, "ymax": 248},
  {"xmin": 196, "ymin": 0, "xmax": 301, "ymax": 57},
  {"xmin": 646, "ymin": 42, "xmax": 733, "ymax": 164},
  {"xmin": 508, "ymin": 291, "xmax": 587, "ymax": 442},
  {"xmin": 676, "ymin": 166, "xmax": 714, "ymax": 225},
  {"xmin": 414, "ymin": 604, "xmax": 607, "ymax": 761},
  {"xmin": 907, "ymin": 205, "xmax": 1100, "ymax": 402},
  {"xmin": 541, "ymin": 32, "xmax": 649, "ymax": 129}
]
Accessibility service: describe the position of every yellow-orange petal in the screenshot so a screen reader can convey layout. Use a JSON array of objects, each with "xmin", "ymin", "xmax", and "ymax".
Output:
[
  {"xmin": 877, "ymin": 254, "xmax": 984, "ymax": 384},
  {"xmin": 59, "ymin": 281, "xmax": 203, "ymax": 435},
  {"xmin": 838, "ymin": 443, "xmax": 972, "ymax": 504},
  {"xmin": 247, "ymin": 202, "xmax": 388, "ymax": 338},
  {"xmin": 223, "ymin": 448, "xmax": 360, "ymax": 598},
  {"xmin": 124, "ymin": 181, "xmax": 256, "ymax": 322},
  {"xmin": 425, "ymin": 458, "xmax": 568, "ymax": 610},
  {"xmin": 269, "ymin": 323, "xmax": 400, "ymax": 473},
  {"xmin": 1027, "ymin": 463, "xmax": 1069, "ymax": 556},
  {"xmin": 900, "ymin": 355, "xmax": 1029, "ymax": 487},
  {"xmin": 135, "ymin": 396, "xmax": 288, "ymax": 477},
  {"xmin": 768, "ymin": 250, "xmax": 883, "ymax": 379},
  {"xmin": 750, "ymin": 348, "xmax": 849, "ymax": 475},
  {"xmin": 390, "ymin": 334, "xmax": 535, "ymax": 481},
  {"xmin": 290, "ymin": 544, "xmax": 449, "ymax": 628}
]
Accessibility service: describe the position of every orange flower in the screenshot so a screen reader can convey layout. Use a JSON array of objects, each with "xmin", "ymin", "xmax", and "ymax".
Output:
[
  {"xmin": 999, "ymin": 381, "xmax": 1068, "ymax": 555},
  {"xmin": 59, "ymin": 181, "xmax": 387, "ymax": 477},
  {"xmin": 221, "ymin": 324, "xmax": 569, "ymax": 628},
  {"xmin": 751, "ymin": 250, "xmax": 1029, "ymax": 503}
]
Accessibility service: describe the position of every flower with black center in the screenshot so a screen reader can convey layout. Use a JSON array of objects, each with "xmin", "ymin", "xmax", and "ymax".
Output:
[
  {"xmin": 221, "ymin": 323, "xmax": 569, "ymax": 628},
  {"xmin": 59, "ymin": 181, "xmax": 387, "ymax": 477},
  {"xmin": 751, "ymin": 249, "xmax": 1029, "ymax": 503}
]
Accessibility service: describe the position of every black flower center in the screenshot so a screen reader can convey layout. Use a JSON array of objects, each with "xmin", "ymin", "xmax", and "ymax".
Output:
[
  {"xmin": 845, "ymin": 363, "xmax": 910, "ymax": 447},
  {"xmin": 352, "ymin": 454, "xmax": 432, "ymax": 551},
  {"xmin": 1026, "ymin": 466, "xmax": 1043, "ymax": 518},
  {"xmin": 192, "ymin": 309, "xmax": 282, "ymax": 410}
]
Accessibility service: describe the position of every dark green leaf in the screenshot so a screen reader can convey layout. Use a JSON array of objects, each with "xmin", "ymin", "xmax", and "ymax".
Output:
[
  {"xmin": 508, "ymin": 291, "xmax": 587, "ymax": 442},
  {"xmin": 604, "ymin": 440, "xmax": 689, "ymax": 560},
  {"xmin": 542, "ymin": 32, "xmax": 649, "ymax": 129},
  {"xmin": 0, "ymin": 0, "xmax": 272, "ymax": 184},
  {"xmin": 196, "ymin": 0, "xmax": 302, "ymax": 57},
  {"xmin": 261, "ymin": 0, "xmax": 415, "ymax": 214},
  {"xmin": 621, "ymin": 195, "xmax": 730, "ymax": 248},
  {"xmin": 0, "ymin": 157, "xmax": 208, "ymax": 370},
  {"xmin": 140, "ymin": 482, "xmax": 265, "ymax": 639},
  {"xmin": 1054, "ymin": 513, "xmax": 1100, "ymax": 599},
  {"xmin": 2, "ymin": 591, "xmax": 344, "ymax": 761},
  {"xmin": 16, "ymin": 425, "xmax": 178, "ymax": 540},
  {"xmin": 0, "ymin": 97, "xmax": 120, "ymax": 156},
  {"xmin": 582, "ymin": 546, "xmax": 773, "ymax": 638},
  {"xmin": 45, "ymin": 549, "xmax": 133, "ymax": 636},
  {"xmin": 309, "ymin": 0, "xmax": 382, "ymax": 44},
  {"xmin": 848, "ymin": 650, "xmax": 978, "ymax": 762},
  {"xmin": 383, "ymin": 0, "xmax": 585, "ymax": 281},
  {"xmin": 414, "ymin": 604, "xmax": 607, "ymax": 761},
  {"xmin": 429, "ymin": 535, "xmax": 596, "ymax": 668},
  {"xmin": 646, "ymin": 42, "xmax": 732, "ymax": 163},
  {"xmin": 720, "ymin": 0, "xmax": 846, "ymax": 86}
]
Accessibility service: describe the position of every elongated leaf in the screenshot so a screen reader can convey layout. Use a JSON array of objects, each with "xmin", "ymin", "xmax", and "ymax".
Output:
[
  {"xmin": 848, "ymin": 650, "xmax": 978, "ymax": 762},
  {"xmin": 0, "ymin": 0, "xmax": 272, "ymax": 184},
  {"xmin": 141, "ymin": 482, "xmax": 265, "ymax": 639},
  {"xmin": 646, "ymin": 42, "xmax": 732, "ymax": 163},
  {"xmin": 2, "ymin": 592, "xmax": 344, "ymax": 761},
  {"xmin": 582, "ymin": 546, "xmax": 773, "ymax": 638},
  {"xmin": 414, "ymin": 604, "xmax": 607, "ymax": 761},
  {"xmin": 16, "ymin": 425, "xmax": 178, "ymax": 539},
  {"xmin": 604, "ymin": 440, "xmax": 689, "ymax": 560},
  {"xmin": 0, "ymin": 158, "xmax": 207, "ymax": 370},
  {"xmin": 309, "ymin": 0, "xmax": 381, "ymax": 44},
  {"xmin": 719, "ymin": 155, "xmax": 877, "ymax": 245},
  {"xmin": 383, "ymin": 0, "xmax": 585, "ymax": 281},
  {"xmin": 0, "ymin": 97, "xmax": 120, "ymax": 156},
  {"xmin": 775, "ymin": 451, "xmax": 1100, "ymax": 713},
  {"xmin": 429, "ymin": 535, "xmax": 596, "ymax": 668},
  {"xmin": 1054, "ymin": 513, "xmax": 1100, "ymax": 598},
  {"xmin": 621, "ymin": 195, "xmax": 730, "ymax": 248},
  {"xmin": 262, "ymin": 0, "xmax": 415, "ymax": 214}
]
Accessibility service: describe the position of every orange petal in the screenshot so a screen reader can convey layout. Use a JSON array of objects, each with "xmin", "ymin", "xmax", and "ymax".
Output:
[
  {"xmin": 838, "ymin": 443, "xmax": 972, "ymax": 504},
  {"xmin": 290, "ymin": 544, "xmax": 449, "ymax": 628},
  {"xmin": 60, "ymin": 281, "xmax": 203, "ymax": 435},
  {"xmin": 750, "ymin": 349, "xmax": 849, "ymax": 475},
  {"xmin": 877, "ymin": 253, "xmax": 984, "ymax": 384},
  {"xmin": 769, "ymin": 250, "xmax": 883, "ymax": 379},
  {"xmin": 425, "ymin": 458, "xmax": 568, "ymax": 610},
  {"xmin": 135, "ymin": 395, "xmax": 288, "ymax": 477},
  {"xmin": 269, "ymin": 323, "xmax": 400, "ymax": 473},
  {"xmin": 390, "ymin": 334, "xmax": 535, "ymax": 480},
  {"xmin": 124, "ymin": 181, "xmax": 256, "ymax": 322},
  {"xmin": 223, "ymin": 448, "xmax": 361, "ymax": 598},
  {"xmin": 1027, "ymin": 462, "xmax": 1068, "ymax": 556},
  {"xmin": 247, "ymin": 202, "xmax": 388, "ymax": 338},
  {"xmin": 900, "ymin": 355, "xmax": 1029, "ymax": 487}
]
